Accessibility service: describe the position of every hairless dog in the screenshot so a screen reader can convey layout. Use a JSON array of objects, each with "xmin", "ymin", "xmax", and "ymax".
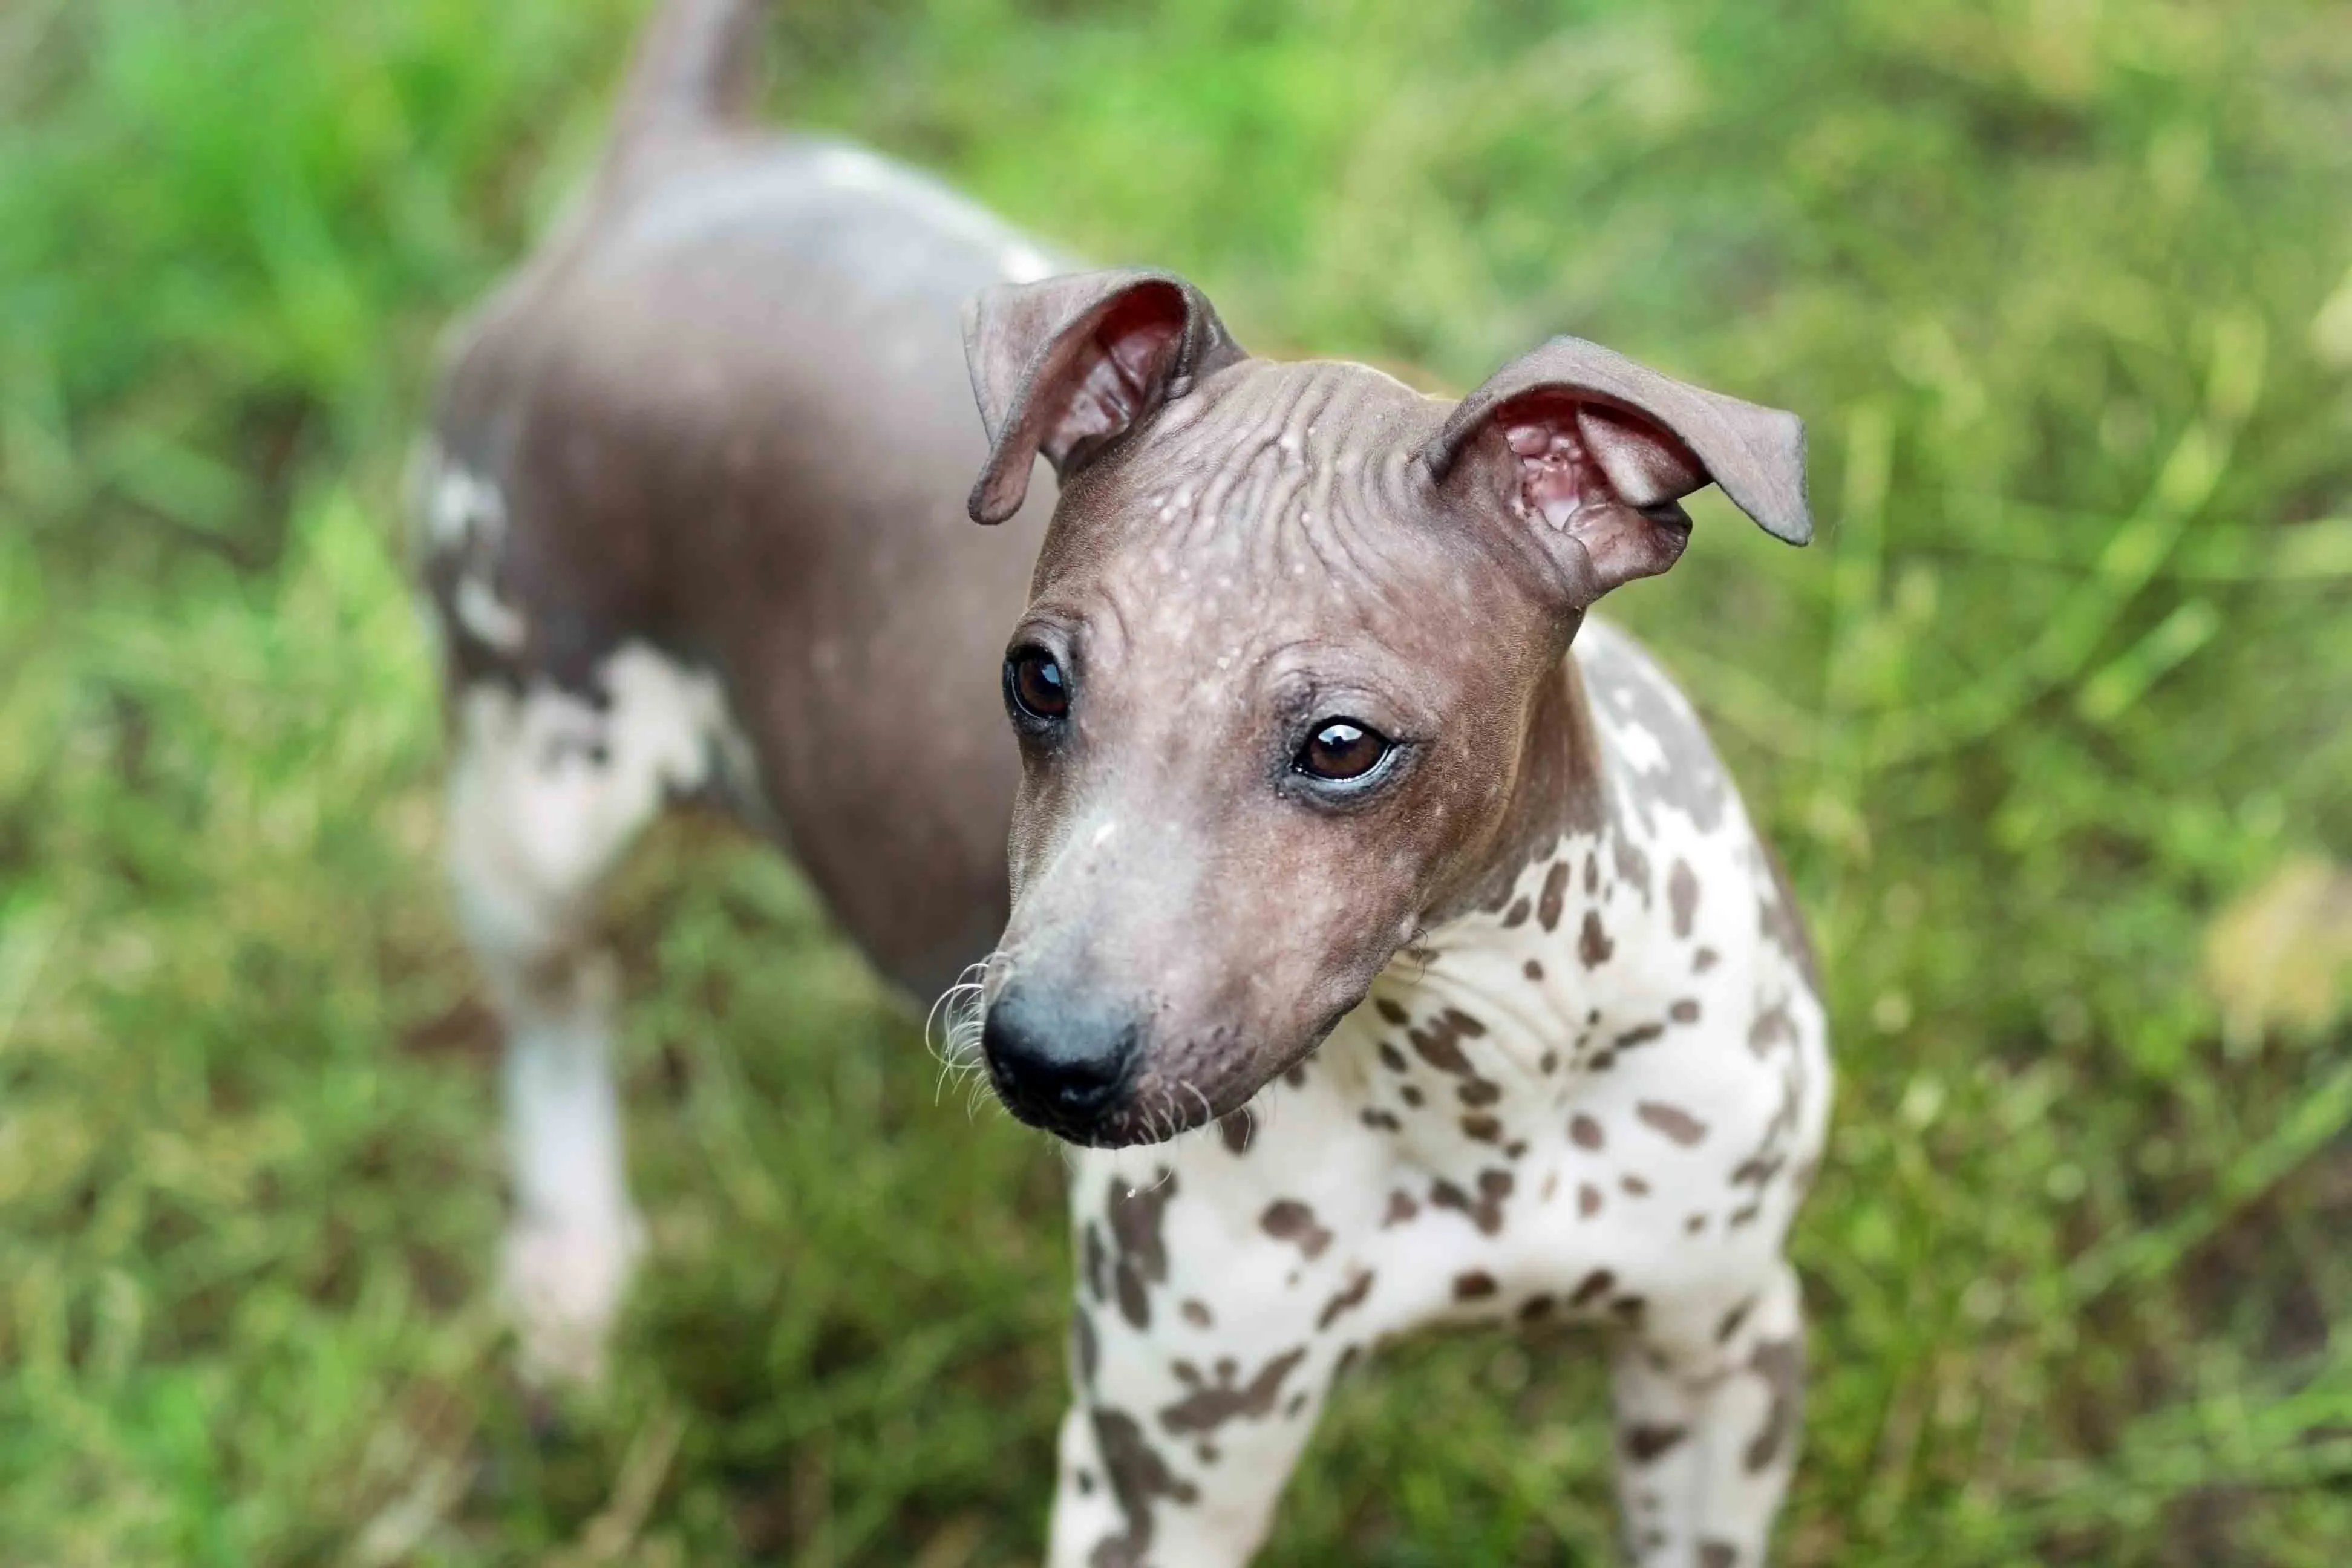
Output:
[{"xmin": 416, "ymin": 3, "xmax": 1832, "ymax": 1563}]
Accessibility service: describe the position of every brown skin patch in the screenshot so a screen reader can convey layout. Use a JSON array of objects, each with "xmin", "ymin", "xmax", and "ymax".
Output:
[
  {"xmin": 1636, "ymin": 1102, "xmax": 1709, "ymax": 1145},
  {"xmin": 1361, "ymin": 1108, "xmax": 1402, "ymax": 1132},
  {"xmin": 1259, "ymin": 1200, "xmax": 1333, "ymax": 1259},
  {"xmin": 1083, "ymin": 1223, "xmax": 1109, "ymax": 1302},
  {"xmin": 1458, "ymin": 1078, "xmax": 1503, "ymax": 1107},
  {"xmin": 1181, "ymin": 1299, "xmax": 1214, "ymax": 1328},
  {"xmin": 1616, "ymin": 1022, "xmax": 1665, "ymax": 1051},
  {"xmin": 1570, "ymin": 1269, "xmax": 1615, "ymax": 1308},
  {"xmin": 1452, "ymin": 1270, "xmax": 1500, "ymax": 1301},
  {"xmin": 1107, "ymin": 1173, "xmax": 1178, "ymax": 1330},
  {"xmin": 1503, "ymin": 895, "xmax": 1532, "ymax": 927},
  {"xmin": 1318, "ymin": 1269, "xmax": 1375, "ymax": 1331},
  {"xmin": 1670, "ymin": 997, "xmax": 1701, "ymax": 1024},
  {"xmin": 1382, "ymin": 1190, "xmax": 1419, "ymax": 1227},
  {"xmin": 1523, "ymin": 958, "xmax": 1544, "ymax": 981},
  {"xmin": 1429, "ymin": 1168, "xmax": 1515, "ymax": 1235},
  {"xmin": 1570, "ymin": 1112, "xmax": 1606, "ymax": 1150},
  {"xmin": 1694, "ymin": 945, "xmax": 1720, "ymax": 972},
  {"xmin": 1217, "ymin": 1108, "xmax": 1255, "ymax": 1155},
  {"xmin": 1716, "ymin": 1296, "xmax": 1757, "ymax": 1344},
  {"xmin": 1579, "ymin": 910, "xmax": 1615, "ymax": 969},
  {"xmin": 1375, "ymin": 997, "xmax": 1410, "ymax": 1027},
  {"xmin": 1089, "ymin": 1406, "xmax": 1199, "ymax": 1567},
  {"xmin": 1073, "ymin": 1309, "xmax": 1099, "ymax": 1385},
  {"xmin": 1519, "ymin": 1293, "xmax": 1557, "ymax": 1322},
  {"xmin": 1160, "ymin": 1347, "xmax": 1309, "ymax": 1437},
  {"xmin": 1377, "ymin": 1040, "xmax": 1410, "ymax": 1073},
  {"xmin": 1578, "ymin": 1183, "xmax": 1604, "ymax": 1217},
  {"xmin": 1669, "ymin": 857, "xmax": 1700, "ymax": 938},
  {"xmin": 1621, "ymin": 1423, "xmax": 1688, "ymax": 1463},
  {"xmin": 1701, "ymin": 1543, "xmax": 1739, "ymax": 1568},
  {"xmin": 1460, "ymin": 1113, "xmax": 1504, "ymax": 1143},
  {"xmin": 1745, "ymin": 1336, "xmax": 1806, "ymax": 1474},
  {"xmin": 1537, "ymin": 859, "xmax": 1572, "ymax": 931}
]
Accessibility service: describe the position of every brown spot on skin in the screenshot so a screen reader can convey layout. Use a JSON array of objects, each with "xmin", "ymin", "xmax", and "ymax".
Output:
[
  {"xmin": 1453, "ymin": 1270, "xmax": 1499, "ymax": 1301},
  {"xmin": 1399, "ymin": 1085, "xmax": 1425, "ymax": 1108},
  {"xmin": 1685, "ymin": 1213, "xmax": 1707, "ymax": 1233},
  {"xmin": 1107, "ymin": 1174, "xmax": 1178, "ymax": 1331},
  {"xmin": 1749, "ymin": 1001, "xmax": 1798, "ymax": 1058},
  {"xmin": 1407, "ymin": 1017, "xmax": 1474, "ymax": 1076},
  {"xmin": 1518, "ymin": 1293, "xmax": 1556, "ymax": 1322},
  {"xmin": 1158, "ymin": 1346, "xmax": 1309, "ymax": 1437},
  {"xmin": 1284, "ymin": 1393, "xmax": 1309, "ymax": 1419},
  {"xmin": 1083, "ymin": 1223, "xmax": 1109, "ymax": 1303},
  {"xmin": 1505, "ymin": 1139, "xmax": 1529, "ymax": 1159},
  {"xmin": 1612, "ymin": 830, "xmax": 1653, "ymax": 901},
  {"xmin": 1523, "ymin": 958, "xmax": 1544, "ymax": 982},
  {"xmin": 1218, "ymin": 1109, "xmax": 1255, "ymax": 1155},
  {"xmin": 1088, "ymin": 1407, "xmax": 1198, "ymax": 1568},
  {"xmin": 1701, "ymin": 1544, "xmax": 1739, "ymax": 1568},
  {"xmin": 1377, "ymin": 1040, "xmax": 1409, "ymax": 1073},
  {"xmin": 1670, "ymin": 858, "xmax": 1700, "ymax": 938},
  {"xmin": 1584, "ymin": 850, "xmax": 1600, "ymax": 895},
  {"xmin": 1622, "ymin": 1423, "xmax": 1688, "ymax": 1463},
  {"xmin": 1612, "ymin": 1295, "xmax": 1648, "ymax": 1322},
  {"xmin": 1333, "ymin": 1344, "xmax": 1361, "ymax": 1380},
  {"xmin": 1621, "ymin": 1174, "xmax": 1651, "ymax": 1197},
  {"xmin": 1182, "ymin": 1299, "xmax": 1214, "ymax": 1328},
  {"xmin": 1077, "ymin": 1469, "xmax": 1095, "ymax": 1495},
  {"xmin": 1578, "ymin": 1183, "xmax": 1604, "ymax": 1217},
  {"xmin": 1458, "ymin": 1077, "xmax": 1503, "ymax": 1107},
  {"xmin": 1282, "ymin": 1065, "xmax": 1308, "ymax": 1090},
  {"xmin": 1730, "ymin": 1203, "xmax": 1762, "ymax": 1228},
  {"xmin": 1570, "ymin": 1112, "xmax": 1606, "ymax": 1151},
  {"xmin": 1636, "ymin": 1102, "xmax": 1709, "ymax": 1146},
  {"xmin": 1717, "ymin": 1297, "xmax": 1757, "ymax": 1345},
  {"xmin": 1361, "ymin": 1108, "xmax": 1402, "ymax": 1131},
  {"xmin": 1375, "ymin": 997, "xmax": 1410, "ymax": 1027},
  {"xmin": 1615, "ymin": 1022, "xmax": 1665, "ymax": 1051},
  {"xmin": 1382, "ymin": 1190, "xmax": 1419, "ymax": 1227},
  {"xmin": 1429, "ymin": 1168, "xmax": 1515, "ymax": 1235},
  {"xmin": 1537, "ymin": 859, "xmax": 1573, "ymax": 932},
  {"xmin": 1445, "ymin": 1008, "xmax": 1488, "ymax": 1038},
  {"xmin": 1694, "ymin": 946, "xmax": 1720, "ymax": 972},
  {"xmin": 1756, "ymin": 843, "xmax": 1823, "ymax": 988},
  {"xmin": 1260, "ymin": 1200, "xmax": 1333, "ymax": 1260},
  {"xmin": 1195, "ymin": 1442, "xmax": 1218, "ymax": 1465},
  {"xmin": 1073, "ymin": 1310, "xmax": 1099, "ymax": 1385},
  {"xmin": 1731, "ymin": 1154, "xmax": 1785, "ymax": 1189},
  {"xmin": 1539, "ymin": 1048, "xmax": 1559, "ymax": 1074},
  {"xmin": 1503, "ymin": 895, "xmax": 1532, "ymax": 927},
  {"xmin": 1460, "ymin": 1113, "xmax": 1503, "ymax": 1143},
  {"xmin": 1588, "ymin": 1050, "xmax": 1616, "ymax": 1073},
  {"xmin": 1579, "ymin": 910, "xmax": 1614, "ymax": 968},
  {"xmin": 1669, "ymin": 998, "xmax": 1701, "ymax": 1024},
  {"xmin": 1318, "ymin": 1270, "xmax": 1374, "ymax": 1330},
  {"xmin": 1745, "ymin": 1336, "xmax": 1805, "ymax": 1474}
]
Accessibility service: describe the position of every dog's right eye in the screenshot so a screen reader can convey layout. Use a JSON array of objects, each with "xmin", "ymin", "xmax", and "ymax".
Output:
[{"xmin": 1005, "ymin": 647, "xmax": 1070, "ymax": 723}]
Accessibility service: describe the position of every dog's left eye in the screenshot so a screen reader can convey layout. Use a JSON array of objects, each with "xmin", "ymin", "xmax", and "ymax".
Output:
[{"xmin": 1296, "ymin": 719, "xmax": 1393, "ymax": 783}]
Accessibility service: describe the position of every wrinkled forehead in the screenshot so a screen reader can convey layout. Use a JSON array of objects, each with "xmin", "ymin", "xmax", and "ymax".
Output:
[{"xmin": 1033, "ymin": 360, "xmax": 1520, "ymax": 652}]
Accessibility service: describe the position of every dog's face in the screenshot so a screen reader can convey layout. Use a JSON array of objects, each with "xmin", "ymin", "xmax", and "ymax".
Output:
[{"xmin": 961, "ymin": 271, "xmax": 1808, "ymax": 1145}]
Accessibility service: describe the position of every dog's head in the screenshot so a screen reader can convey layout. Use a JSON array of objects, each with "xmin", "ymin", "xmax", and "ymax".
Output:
[{"xmin": 960, "ymin": 268, "xmax": 1809, "ymax": 1146}]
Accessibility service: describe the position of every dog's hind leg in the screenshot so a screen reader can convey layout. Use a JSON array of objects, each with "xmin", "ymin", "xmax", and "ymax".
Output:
[
  {"xmin": 444, "ymin": 648, "xmax": 737, "ymax": 1386},
  {"xmin": 1607, "ymin": 1258, "xmax": 1807, "ymax": 1567}
]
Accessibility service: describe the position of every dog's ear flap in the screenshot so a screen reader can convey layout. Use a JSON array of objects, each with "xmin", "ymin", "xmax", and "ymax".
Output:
[
  {"xmin": 963, "ymin": 269, "xmax": 1246, "ymax": 524},
  {"xmin": 1421, "ymin": 336, "xmax": 1811, "ymax": 601}
]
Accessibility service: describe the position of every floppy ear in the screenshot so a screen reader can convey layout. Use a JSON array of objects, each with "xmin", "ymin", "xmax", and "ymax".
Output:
[
  {"xmin": 1420, "ymin": 336, "xmax": 1811, "ymax": 601},
  {"xmin": 962, "ymin": 269, "xmax": 1246, "ymax": 524}
]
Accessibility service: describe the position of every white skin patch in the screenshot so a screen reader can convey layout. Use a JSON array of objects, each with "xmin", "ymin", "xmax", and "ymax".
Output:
[
  {"xmin": 446, "ymin": 641, "xmax": 751, "ymax": 1385},
  {"xmin": 1045, "ymin": 623, "xmax": 1831, "ymax": 1567}
]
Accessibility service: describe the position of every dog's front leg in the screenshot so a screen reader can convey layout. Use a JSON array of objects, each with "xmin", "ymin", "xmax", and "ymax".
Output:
[
  {"xmin": 1607, "ymin": 1258, "xmax": 1807, "ymax": 1567},
  {"xmin": 1045, "ymin": 1149, "xmax": 1368, "ymax": 1568}
]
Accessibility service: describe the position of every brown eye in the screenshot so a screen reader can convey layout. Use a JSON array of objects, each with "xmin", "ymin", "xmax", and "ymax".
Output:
[
  {"xmin": 1005, "ymin": 647, "xmax": 1070, "ymax": 722},
  {"xmin": 1297, "ymin": 719, "xmax": 1393, "ymax": 783}
]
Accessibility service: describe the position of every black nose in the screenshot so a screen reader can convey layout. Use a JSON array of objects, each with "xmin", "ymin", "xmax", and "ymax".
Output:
[{"xmin": 982, "ymin": 986, "xmax": 1137, "ymax": 1132}]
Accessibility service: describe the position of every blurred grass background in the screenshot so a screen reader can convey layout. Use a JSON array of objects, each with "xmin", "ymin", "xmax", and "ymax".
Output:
[{"xmin": 3, "ymin": 0, "xmax": 2350, "ymax": 1561}]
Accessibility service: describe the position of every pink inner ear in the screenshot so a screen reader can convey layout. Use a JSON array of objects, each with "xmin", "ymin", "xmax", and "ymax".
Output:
[
  {"xmin": 1037, "ymin": 293, "xmax": 1186, "ymax": 468},
  {"xmin": 1497, "ymin": 397, "xmax": 1705, "ymax": 529}
]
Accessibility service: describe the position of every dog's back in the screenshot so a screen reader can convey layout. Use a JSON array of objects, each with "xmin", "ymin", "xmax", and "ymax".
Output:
[{"xmin": 417, "ymin": 0, "xmax": 1059, "ymax": 1000}]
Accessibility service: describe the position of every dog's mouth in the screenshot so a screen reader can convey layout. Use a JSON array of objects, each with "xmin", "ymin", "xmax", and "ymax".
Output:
[{"xmin": 995, "ymin": 999, "xmax": 1363, "ymax": 1150}]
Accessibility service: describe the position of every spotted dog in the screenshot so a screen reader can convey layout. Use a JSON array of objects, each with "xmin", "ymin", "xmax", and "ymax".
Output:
[{"xmin": 416, "ymin": 2, "xmax": 1830, "ymax": 1563}]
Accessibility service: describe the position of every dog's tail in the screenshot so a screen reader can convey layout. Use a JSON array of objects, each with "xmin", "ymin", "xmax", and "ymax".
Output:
[{"xmin": 603, "ymin": 0, "xmax": 768, "ymax": 188}]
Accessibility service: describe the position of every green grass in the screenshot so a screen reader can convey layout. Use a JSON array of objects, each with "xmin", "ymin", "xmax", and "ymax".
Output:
[{"xmin": 4, "ymin": 0, "xmax": 2350, "ymax": 1561}]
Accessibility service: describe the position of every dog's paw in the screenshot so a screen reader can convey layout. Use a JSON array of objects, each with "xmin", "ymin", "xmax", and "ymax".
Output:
[{"xmin": 498, "ymin": 1206, "xmax": 647, "ymax": 1389}]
